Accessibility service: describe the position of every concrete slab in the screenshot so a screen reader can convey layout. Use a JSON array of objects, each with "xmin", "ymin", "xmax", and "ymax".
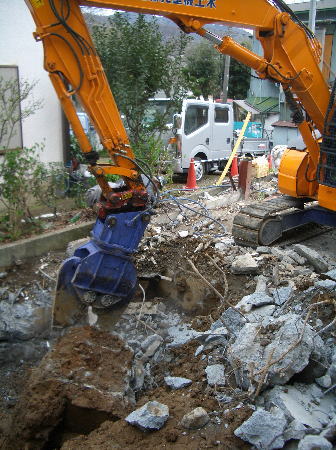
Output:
[{"xmin": 0, "ymin": 221, "xmax": 95, "ymax": 269}]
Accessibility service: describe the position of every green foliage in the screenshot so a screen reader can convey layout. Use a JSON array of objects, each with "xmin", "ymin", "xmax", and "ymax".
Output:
[
  {"xmin": 133, "ymin": 136, "xmax": 164, "ymax": 174},
  {"xmin": 183, "ymin": 40, "xmax": 222, "ymax": 99},
  {"xmin": 183, "ymin": 39, "xmax": 252, "ymax": 100},
  {"xmin": 227, "ymin": 41, "xmax": 252, "ymax": 99},
  {"xmin": 0, "ymin": 145, "xmax": 96, "ymax": 240},
  {"xmin": 0, "ymin": 144, "xmax": 45, "ymax": 240},
  {"xmin": 31, "ymin": 162, "xmax": 69, "ymax": 214},
  {"xmin": 69, "ymin": 134, "xmax": 84, "ymax": 163},
  {"xmin": 92, "ymin": 13, "xmax": 190, "ymax": 147}
]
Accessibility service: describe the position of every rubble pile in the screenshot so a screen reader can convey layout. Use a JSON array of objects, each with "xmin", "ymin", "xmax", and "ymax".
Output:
[{"xmin": 0, "ymin": 184, "xmax": 336, "ymax": 449}]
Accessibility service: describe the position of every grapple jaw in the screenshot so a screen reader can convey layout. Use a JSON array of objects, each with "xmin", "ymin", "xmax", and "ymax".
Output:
[{"xmin": 53, "ymin": 211, "xmax": 150, "ymax": 330}]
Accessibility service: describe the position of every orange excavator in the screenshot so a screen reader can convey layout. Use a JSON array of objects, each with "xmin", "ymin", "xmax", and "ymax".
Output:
[{"xmin": 24, "ymin": 0, "xmax": 335, "ymax": 327}]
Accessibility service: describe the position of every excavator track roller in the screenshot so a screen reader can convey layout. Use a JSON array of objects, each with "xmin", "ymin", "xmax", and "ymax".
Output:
[{"xmin": 232, "ymin": 197, "xmax": 336, "ymax": 247}]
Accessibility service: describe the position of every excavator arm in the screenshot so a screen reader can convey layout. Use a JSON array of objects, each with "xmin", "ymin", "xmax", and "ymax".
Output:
[{"xmin": 23, "ymin": 0, "xmax": 335, "ymax": 327}]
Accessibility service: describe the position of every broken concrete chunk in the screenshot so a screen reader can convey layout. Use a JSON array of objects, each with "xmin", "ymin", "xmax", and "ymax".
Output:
[
  {"xmin": 329, "ymin": 348, "xmax": 336, "ymax": 383},
  {"xmin": 246, "ymin": 305, "xmax": 276, "ymax": 323},
  {"xmin": 323, "ymin": 268, "xmax": 336, "ymax": 281},
  {"xmin": 132, "ymin": 359, "xmax": 145, "ymax": 391},
  {"xmin": 283, "ymin": 419, "xmax": 307, "ymax": 441},
  {"xmin": 234, "ymin": 408, "xmax": 287, "ymax": 449},
  {"xmin": 262, "ymin": 384, "xmax": 336, "ymax": 429},
  {"xmin": 214, "ymin": 242, "xmax": 227, "ymax": 252},
  {"xmin": 321, "ymin": 416, "xmax": 336, "ymax": 440},
  {"xmin": 221, "ymin": 307, "xmax": 247, "ymax": 336},
  {"xmin": 164, "ymin": 376, "xmax": 192, "ymax": 390},
  {"xmin": 140, "ymin": 334, "xmax": 163, "ymax": 358},
  {"xmin": 294, "ymin": 244, "xmax": 329, "ymax": 273},
  {"xmin": 123, "ymin": 302, "xmax": 159, "ymax": 316},
  {"xmin": 231, "ymin": 253, "xmax": 259, "ymax": 274},
  {"xmin": 125, "ymin": 401, "xmax": 169, "ymax": 431},
  {"xmin": 167, "ymin": 325, "xmax": 201, "ymax": 348},
  {"xmin": 298, "ymin": 435, "xmax": 332, "ymax": 450},
  {"xmin": 255, "ymin": 275, "xmax": 268, "ymax": 293},
  {"xmin": 178, "ymin": 230, "xmax": 189, "ymax": 238},
  {"xmin": 315, "ymin": 279, "xmax": 336, "ymax": 290},
  {"xmin": 272, "ymin": 285, "xmax": 294, "ymax": 306},
  {"xmin": 256, "ymin": 246, "xmax": 271, "ymax": 254},
  {"xmin": 204, "ymin": 327, "xmax": 228, "ymax": 344},
  {"xmin": 180, "ymin": 407, "xmax": 210, "ymax": 429},
  {"xmin": 286, "ymin": 249, "xmax": 306, "ymax": 265},
  {"xmin": 0, "ymin": 296, "xmax": 52, "ymax": 341},
  {"xmin": 228, "ymin": 314, "xmax": 327, "ymax": 390},
  {"xmin": 315, "ymin": 374, "xmax": 332, "ymax": 389},
  {"xmin": 236, "ymin": 292, "xmax": 274, "ymax": 312},
  {"xmin": 271, "ymin": 247, "xmax": 287, "ymax": 260},
  {"xmin": 215, "ymin": 393, "xmax": 233, "ymax": 404},
  {"xmin": 205, "ymin": 364, "xmax": 225, "ymax": 386}
]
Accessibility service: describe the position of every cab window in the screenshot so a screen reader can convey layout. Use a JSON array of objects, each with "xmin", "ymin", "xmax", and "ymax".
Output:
[
  {"xmin": 215, "ymin": 107, "xmax": 229, "ymax": 123},
  {"xmin": 184, "ymin": 105, "xmax": 208, "ymax": 135}
]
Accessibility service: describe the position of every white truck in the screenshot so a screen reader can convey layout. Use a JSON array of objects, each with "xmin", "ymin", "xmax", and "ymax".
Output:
[{"xmin": 168, "ymin": 99, "xmax": 270, "ymax": 180}]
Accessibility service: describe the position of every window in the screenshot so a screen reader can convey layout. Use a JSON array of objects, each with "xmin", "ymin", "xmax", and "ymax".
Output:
[
  {"xmin": 0, "ymin": 66, "xmax": 23, "ymax": 151},
  {"xmin": 215, "ymin": 107, "xmax": 229, "ymax": 123},
  {"xmin": 184, "ymin": 105, "xmax": 208, "ymax": 135}
]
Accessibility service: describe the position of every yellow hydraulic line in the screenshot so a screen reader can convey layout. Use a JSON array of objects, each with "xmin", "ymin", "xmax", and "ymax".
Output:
[{"xmin": 216, "ymin": 112, "xmax": 252, "ymax": 186}]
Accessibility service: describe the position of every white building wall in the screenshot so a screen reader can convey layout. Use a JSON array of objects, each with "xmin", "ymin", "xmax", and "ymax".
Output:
[{"xmin": 0, "ymin": 0, "xmax": 64, "ymax": 163}]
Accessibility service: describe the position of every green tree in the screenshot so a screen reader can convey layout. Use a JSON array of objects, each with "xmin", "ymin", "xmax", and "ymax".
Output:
[
  {"xmin": 183, "ymin": 39, "xmax": 251, "ymax": 100},
  {"xmin": 227, "ymin": 41, "xmax": 252, "ymax": 99},
  {"xmin": 92, "ymin": 13, "xmax": 190, "ymax": 148},
  {"xmin": 183, "ymin": 40, "xmax": 222, "ymax": 100}
]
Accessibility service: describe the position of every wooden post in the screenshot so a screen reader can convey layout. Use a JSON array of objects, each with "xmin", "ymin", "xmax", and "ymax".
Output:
[{"xmin": 238, "ymin": 159, "xmax": 252, "ymax": 200}]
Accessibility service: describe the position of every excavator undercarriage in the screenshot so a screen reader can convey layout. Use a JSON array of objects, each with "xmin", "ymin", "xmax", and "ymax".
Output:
[{"xmin": 232, "ymin": 196, "xmax": 336, "ymax": 248}]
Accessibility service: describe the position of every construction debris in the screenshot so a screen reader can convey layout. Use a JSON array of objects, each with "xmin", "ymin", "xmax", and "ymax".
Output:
[
  {"xmin": 125, "ymin": 401, "xmax": 169, "ymax": 431},
  {"xmin": 0, "ymin": 181, "xmax": 335, "ymax": 449},
  {"xmin": 180, "ymin": 407, "xmax": 210, "ymax": 429}
]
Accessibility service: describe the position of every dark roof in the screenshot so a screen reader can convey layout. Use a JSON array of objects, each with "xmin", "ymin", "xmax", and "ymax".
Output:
[{"xmin": 245, "ymin": 97, "xmax": 279, "ymax": 114}]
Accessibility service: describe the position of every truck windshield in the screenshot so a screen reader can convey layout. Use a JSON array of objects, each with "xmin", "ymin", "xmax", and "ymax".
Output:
[{"xmin": 184, "ymin": 105, "xmax": 208, "ymax": 135}]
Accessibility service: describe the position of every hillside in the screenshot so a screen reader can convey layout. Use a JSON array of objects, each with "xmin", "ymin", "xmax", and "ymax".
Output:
[{"xmin": 83, "ymin": 11, "xmax": 252, "ymax": 44}]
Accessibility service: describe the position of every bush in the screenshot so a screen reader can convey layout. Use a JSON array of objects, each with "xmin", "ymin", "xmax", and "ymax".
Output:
[
  {"xmin": 0, "ymin": 144, "xmax": 45, "ymax": 239},
  {"xmin": 0, "ymin": 144, "xmax": 95, "ymax": 240},
  {"xmin": 133, "ymin": 136, "xmax": 173, "ymax": 182}
]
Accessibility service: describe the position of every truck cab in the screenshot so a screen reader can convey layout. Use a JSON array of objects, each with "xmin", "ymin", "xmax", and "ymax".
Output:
[{"xmin": 169, "ymin": 99, "xmax": 234, "ymax": 180}]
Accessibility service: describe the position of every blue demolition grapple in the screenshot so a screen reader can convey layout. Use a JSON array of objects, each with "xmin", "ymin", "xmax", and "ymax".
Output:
[{"xmin": 53, "ymin": 211, "xmax": 150, "ymax": 328}]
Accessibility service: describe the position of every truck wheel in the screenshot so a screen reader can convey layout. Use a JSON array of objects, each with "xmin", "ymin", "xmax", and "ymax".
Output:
[{"xmin": 194, "ymin": 158, "xmax": 205, "ymax": 181}]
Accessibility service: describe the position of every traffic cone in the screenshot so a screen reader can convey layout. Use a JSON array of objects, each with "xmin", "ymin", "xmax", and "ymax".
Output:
[
  {"xmin": 184, "ymin": 158, "xmax": 199, "ymax": 189},
  {"xmin": 230, "ymin": 156, "xmax": 239, "ymax": 177}
]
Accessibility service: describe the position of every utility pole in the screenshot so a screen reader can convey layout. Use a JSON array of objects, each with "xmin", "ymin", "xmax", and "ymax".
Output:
[
  {"xmin": 221, "ymin": 26, "xmax": 232, "ymax": 103},
  {"xmin": 222, "ymin": 54, "xmax": 231, "ymax": 103},
  {"xmin": 309, "ymin": 0, "xmax": 317, "ymax": 33}
]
